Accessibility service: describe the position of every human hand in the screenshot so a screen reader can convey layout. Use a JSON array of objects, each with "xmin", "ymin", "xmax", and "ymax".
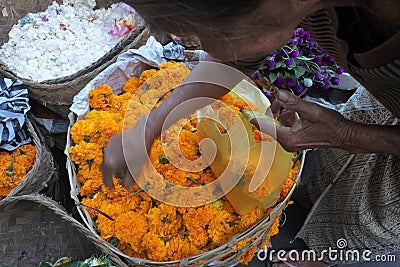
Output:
[
  {"xmin": 101, "ymin": 114, "xmax": 157, "ymax": 189},
  {"xmin": 275, "ymin": 90, "xmax": 352, "ymax": 151},
  {"xmin": 252, "ymin": 90, "xmax": 351, "ymax": 152}
]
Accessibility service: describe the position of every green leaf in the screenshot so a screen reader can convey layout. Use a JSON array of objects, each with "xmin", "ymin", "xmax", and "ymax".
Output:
[
  {"xmin": 186, "ymin": 176, "xmax": 204, "ymax": 186},
  {"xmin": 268, "ymin": 72, "xmax": 278, "ymax": 83},
  {"xmin": 159, "ymin": 155, "xmax": 170, "ymax": 164},
  {"xmin": 163, "ymin": 236, "xmax": 173, "ymax": 244},
  {"xmin": 295, "ymin": 67, "xmax": 307, "ymax": 78},
  {"xmin": 297, "ymin": 56, "xmax": 313, "ymax": 61},
  {"xmin": 142, "ymin": 83, "xmax": 150, "ymax": 91}
]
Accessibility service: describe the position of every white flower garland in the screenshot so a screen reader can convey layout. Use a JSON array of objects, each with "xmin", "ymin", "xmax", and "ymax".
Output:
[{"xmin": 0, "ymin": 0, "xmax": 134, "ymax": 82}]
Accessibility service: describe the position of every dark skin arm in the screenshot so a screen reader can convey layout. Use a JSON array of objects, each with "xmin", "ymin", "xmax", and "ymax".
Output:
[{"xmin": 262, "ymin": 90, "xmax": 400, "ymax": 154}]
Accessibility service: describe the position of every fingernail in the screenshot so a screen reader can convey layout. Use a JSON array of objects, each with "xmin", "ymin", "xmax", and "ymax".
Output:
[{"xmin": 278, "ymin": 90, "xmax": 290, "ymax": 103}]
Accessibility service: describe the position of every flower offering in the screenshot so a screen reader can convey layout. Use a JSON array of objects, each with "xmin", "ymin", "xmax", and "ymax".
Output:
[
  {"xmin": 69, "ymin": 62, "xmax": 301, "ymax": 264},
  {"xmin": 0, "ymin": 0, "xmax": 138, "ymax": 82}
]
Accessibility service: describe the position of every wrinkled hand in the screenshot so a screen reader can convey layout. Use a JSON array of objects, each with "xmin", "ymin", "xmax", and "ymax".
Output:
[
  {"xmin": 275, "ymin": 90, "xmax": 352, "ymax": 151},
  {"xmin": 101, "ymin": 115, "xmax": 156, "ymax": 189},
  {"xmin": 253, "ymin": 90, "xmax": 351, "ymax": 152}
]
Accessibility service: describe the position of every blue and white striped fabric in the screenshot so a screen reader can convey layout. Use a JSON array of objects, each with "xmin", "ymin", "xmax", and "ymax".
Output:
[{"xmin": 0, "ymin": 77, "xmax": 31, "ymax": 151}]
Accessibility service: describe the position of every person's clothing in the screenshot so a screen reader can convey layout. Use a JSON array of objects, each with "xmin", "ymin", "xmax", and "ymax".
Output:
[
  {"xmin": 300, "ymin": 6, "xmax": 400, "ymax": 119},
  {"xmin": 289, "ymin": 6, "xmax": 400, "ymax": 264},
  {"xmin": 296, "ymin": 86, "xmax": 400, "ymax": 264}
]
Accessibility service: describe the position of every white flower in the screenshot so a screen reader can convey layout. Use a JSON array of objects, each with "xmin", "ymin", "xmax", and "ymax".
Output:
[
  {"xmin": 303, "ymin": 78, "xmax": 313, "ymax": 88},
  {"xmin": 0, "ymin": 0, "xmax": 131, "ymax": 82}
]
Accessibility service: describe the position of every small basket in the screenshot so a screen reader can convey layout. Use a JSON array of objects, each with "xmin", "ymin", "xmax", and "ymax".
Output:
[
  {"xmin": 3, "ymin": 115, "xmax": 56, "ymax": 200},
  {"xmin": 0, "ymin": 0, "xmax": 161, "ymax": 117},
  {"xmin": 0, "ymin": 194, "xmax": 127, "ymax": 266}
]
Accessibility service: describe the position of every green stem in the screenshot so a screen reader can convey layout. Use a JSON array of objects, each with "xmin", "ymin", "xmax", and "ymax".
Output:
[{"xmin": 7, "ymin": 155, "xmax": 15, "ymax": 178}]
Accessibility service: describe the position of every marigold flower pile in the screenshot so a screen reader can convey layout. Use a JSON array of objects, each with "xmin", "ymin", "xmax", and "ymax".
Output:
[
  {"xmin": 0, "ymin": 144, "xmax": 36, "ymax": 198},
  {"xmin": 69, "ymin": 61, "xmax": 301, "ymax": 264}
]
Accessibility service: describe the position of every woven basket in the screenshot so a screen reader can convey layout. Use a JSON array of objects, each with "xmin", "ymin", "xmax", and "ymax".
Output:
[
  {"xmin": 0, "ymin": 0, "xmax": 161, "ymax": 117},
  {"xmin": 66, "ymin": 118, "xmax": 306, "ymax": 267},
  {"xmin": 3, "ymin": 115, "xmax": 56, "ymax": 200},
  {"xmin": 0, "ymin": 194, "xmax": 128, "ymax": 266}
]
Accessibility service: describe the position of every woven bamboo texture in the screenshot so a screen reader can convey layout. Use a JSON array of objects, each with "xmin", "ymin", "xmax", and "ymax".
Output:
[
  {"xmin": 0, "ymin": 194, "xmax": 128, "ymax": 266},
  {"xmin": 3, "ymin": 115, "xmax": 56, "ymax": 200},
  {"xmin": 0, "ymin": 0, "xmax": 160, "ymax": 117}
]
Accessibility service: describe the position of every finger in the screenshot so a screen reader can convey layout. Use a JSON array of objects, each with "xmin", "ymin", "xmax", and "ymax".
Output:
[
  {"xmin": 270, "ymin": 99, "xmax": 282, "ymax": 114},
  {"xmin": 124, "ymin": 169, "xmax": 135, "ymax": 190},
  {"xmin": 277, "ymin": 90, "xmax": 321, "ymax": 119},
  {"xmin": 250, "ymin": 117, "xmax": 278, "ymax": 139},
  {"xmin": 101, "ymin": 161, "xmax": 114, "ymax": 189},
  {"xmin": 277, "ymin": 110, "xmax": 296, "ymax": 126}
]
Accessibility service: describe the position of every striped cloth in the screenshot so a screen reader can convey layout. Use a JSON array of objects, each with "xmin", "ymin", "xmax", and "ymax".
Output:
[
  {"xmin": 300, "ymin": 7, "xmax": 400, "ymax": 119},
  {"xmin": 0, "ymin": 77, "xmax": 31, "ymax": 151}
]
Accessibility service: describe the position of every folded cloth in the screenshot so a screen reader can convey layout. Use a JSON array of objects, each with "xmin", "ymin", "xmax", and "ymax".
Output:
[{"xmin": 0, "ymin": 77, "xmax": 31, "ymax": 151}]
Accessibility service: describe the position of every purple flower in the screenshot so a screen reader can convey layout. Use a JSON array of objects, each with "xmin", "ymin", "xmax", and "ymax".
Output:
[
  {"xmin": 330, "ymin": 76, "xmax": 340, "ymax": 85},
  {"xmin": 286, "ymin": 78, "xmax": 295, "ymax": 87},
  {"xmin": 297, "ymin": 38, "xmax": 304, "ymax": 45},
  {"xmin": 292, "ymin": 31, "xmax": 297, "ymax": 38},
  {"xmin": 264, "ymin": 91, "xmax": 273, "ymax": 99},
  {"xmin": 252, "ymin": 72, "xmax": 259, "ymax": 79},
  {"xmin": 313, "ymin": 56, "xmax": 322, "ymax": 66},
  {"xmin": 325, "ymin": 55, "xmax": 335, "ymax": 63},
  {"xmin": 323, "ymin": 82, "xmax": 331, "ymax": 90},
  {"xmin": 299, "ymin": 61, "xmax": 305, "ymax": 66},
  {"xmin": 303, "ymin": 48, "xmax": 311, "ymax": 55},
  {"xmin": 315, "ymin": 71, "xmax": 321, "ymax": 80},
  {"xmin": 263, "ymin": 69, "xmax": 270, "ymax": 75},
  {"xmin": 284, "ymin": 58, "xmax": 294, "ymax": 66},
  {"xmin": 294, "ymin": 85, "xmax": 304, "ymax": 94},
  {"xmin": 336, "ymin": 67, "xmax": 345, "ymax": 74},
  {"xmin": 304, "ymin": 31, "xmax": 311, "ymax": 39},
  {"xmin": 289, "ymin": 39, "xmax": 297, "ymax": 45},
  {"xmin": 290, "ymin": 49, "xmax": 300, "ymax": 58},
  {"xmin": 41, "ymin": 16, "xmax": 49, "ymax": 22},
  {"xmin": 274, "ymin": 77, "xmax": 285, "ymax": 87},
  {"xmin": 321, "ymin": 72, "xmax": 328, "ymax": 81},
  {"xmin": 308, "ymin": 40, "xmax": 315, "ymax": 48},
  {"xmin": 297, "ymin": 28, "xmax": 305, "ymax": 37},
  {"xmin": 267, "ymin": 58, "xmax": 275, "ymax": 67}
]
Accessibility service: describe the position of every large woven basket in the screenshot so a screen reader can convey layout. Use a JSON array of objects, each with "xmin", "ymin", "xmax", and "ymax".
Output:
[
  {"xmin": 66, "ymin": 119, "xmax": 306, "ymax": 266},
  {"xmin": 3, "ymin": 115, "xmax": 56, "ymax": 200},
  {"xmin": 0, "ymin": 194, "xmax": 128, "ymax": 266},
  {"xmin": 0, "ymin": 0, "xmax": 161, "ymax": 117}
]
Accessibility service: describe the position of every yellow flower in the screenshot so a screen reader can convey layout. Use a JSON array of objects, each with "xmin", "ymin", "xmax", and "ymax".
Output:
[
  {"xmin": 115, "ymin": 211, "xmax": 148, "ymax": 252},
  {"xmin": 88, "ymin": 84, "xmax": 115, "ymax": 110},
  {"xmin": 123, "ymin": 77, "xmax": 141, "ymax": 94},
  {"xmin": 139, "ymin": 69, "xmax": 158, "ymax": 85}
]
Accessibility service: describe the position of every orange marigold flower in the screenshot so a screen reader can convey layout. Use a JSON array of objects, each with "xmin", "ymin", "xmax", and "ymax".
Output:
[
  {"xmin": 115, "ymin": 211, "xmax": 148, "ymax": 252},
  {"xmin": 88, "ymin": 84, "xmax": 115, "ymax": 110},
  {"xmin": 158, "ymin": 61, "xmax": 178, "ymax": 70},
  {"xmin": 139, "ymin": 69, "xmax": 158, "ymax": 85},
  {"xmin": 142, "ymin": 232, "xmax": 167, "ymax": 261},
  {"xmin": 123, "ymin": 77, "xmax": 141, "ymax": 94}
]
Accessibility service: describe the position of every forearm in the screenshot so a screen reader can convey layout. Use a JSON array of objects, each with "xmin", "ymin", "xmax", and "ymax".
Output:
[
  {"xmin": 341, "ymin": 122, "xmax": 400, "ymax": 155},
  {"xmin": 147, "ymin": 61, "xmax": 247, "ymax": 137}
]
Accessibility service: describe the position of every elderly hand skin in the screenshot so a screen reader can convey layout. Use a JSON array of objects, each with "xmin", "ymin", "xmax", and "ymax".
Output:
[{"xmin": 270, "ymin": 90, "xmax": 400, "ymax": 155}]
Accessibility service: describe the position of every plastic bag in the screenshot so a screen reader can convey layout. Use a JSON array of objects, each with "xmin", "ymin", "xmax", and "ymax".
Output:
[{"xmin": 197, "ymin": 80, "xmax": 292, "ymax": 215}]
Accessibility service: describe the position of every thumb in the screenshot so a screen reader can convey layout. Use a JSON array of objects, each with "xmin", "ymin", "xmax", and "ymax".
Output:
[{"xmin": 277, "ymin": 90, "xmax": 320, "ymax": 119}]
